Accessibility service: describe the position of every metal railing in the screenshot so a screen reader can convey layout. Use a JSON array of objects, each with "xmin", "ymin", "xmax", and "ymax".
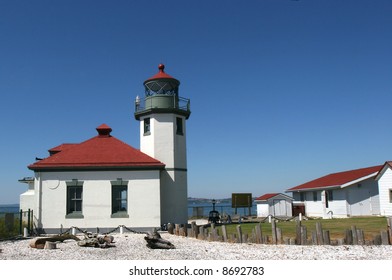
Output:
[{"xmin": 135, "ymin": 95, "xmax": 190, "ymax": 113}]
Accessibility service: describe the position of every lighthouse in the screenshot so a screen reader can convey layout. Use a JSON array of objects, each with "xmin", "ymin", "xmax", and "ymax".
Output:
[{"xmin": 134, "ymin": 64, "xmax": 191, "ymax": 225}]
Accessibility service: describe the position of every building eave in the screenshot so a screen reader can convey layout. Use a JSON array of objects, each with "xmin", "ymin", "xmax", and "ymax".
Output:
[{"xmin": 28, "ymin": 164, "xmax": 165, "ymax": 172}]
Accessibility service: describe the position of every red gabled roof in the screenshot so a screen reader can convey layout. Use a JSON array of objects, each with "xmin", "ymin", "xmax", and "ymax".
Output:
[
  {"xmin": 28, "ymin": 124, "xmax": 165, "ymax": 171},
  {"xmin": 255, "ymin": 193, "xmax": 293, "ymax": 201},
  {"xmin": 287, "ymin": 165, "xmax": 382, "ymax": 192},
  {"xmin": 255, "ymin": 193, "xmax": 280, "ymax": 201}
]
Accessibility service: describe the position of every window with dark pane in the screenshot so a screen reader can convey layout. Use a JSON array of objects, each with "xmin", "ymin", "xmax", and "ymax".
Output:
[{"xmin": 176, "ymin": 117, "xmax": 183, "ymax": 135}]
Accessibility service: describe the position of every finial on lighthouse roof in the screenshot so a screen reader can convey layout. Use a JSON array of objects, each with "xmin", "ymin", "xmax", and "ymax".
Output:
[
  {"xmin": 158, "ymin": 63, "xmax": 165, "ymax": 72},
  {"xmin": 145, "ymin": 63, "xmax": 178, "ymax": 82}
]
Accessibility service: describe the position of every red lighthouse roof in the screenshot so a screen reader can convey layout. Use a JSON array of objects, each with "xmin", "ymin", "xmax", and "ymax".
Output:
[
  {"xmin": 28, "ymin": 124, "xmax": 165, "ymax": 171},
  {"xmin": 144, "ymin": 64, "xmax": 179, "ymax": 82}
]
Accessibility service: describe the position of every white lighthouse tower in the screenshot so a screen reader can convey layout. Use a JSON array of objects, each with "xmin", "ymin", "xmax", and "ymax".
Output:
[{"xmin": 134, "ymin": 64, "xmax": 191, "ymax": 225}]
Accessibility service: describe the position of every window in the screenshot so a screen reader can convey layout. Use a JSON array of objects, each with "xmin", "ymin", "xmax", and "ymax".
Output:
[
  {"xmin": 389, "ymin": 189, "xmax": 392, "ymax": 203},
  {"xmin": 313, "ymin": 191, "xmax": 317, "ymax": 202},
  {"xmin": 66, "ymin": 180, "xmax": 83, "ymax": 218},
  {"xmin": 300, "ymin": 192, "xmax": 305, "ymax": 202},
  {"xmin": 176, "ymin": 117, "xmax": 183, "ymax": 135},
  {"xmin": 144, "ymin": 118, "xmax": 150, "ymax": 135},
  {"xmin": 111, "ymin": 179, "xmax": 129, "ymax": 218}
]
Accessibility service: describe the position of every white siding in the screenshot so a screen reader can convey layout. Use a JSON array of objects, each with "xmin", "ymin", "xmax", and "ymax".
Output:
[
  {"xmin": 256, "ymin": 203, "xmax": 269, "ymax": 217},
  {"xmin": 291, "ymin": 178, "xmax": 380, "ymax": 218},
  {"xmin": 378, "ymin": 167, "xmax": 392, "ymax": 216},
  {"xmin": 31, "ymin": 170, "xmax": 161, "ymax": 231},
  {"xmin": 346, "ymin": 178, "xmax": 380, "ymax": 216},
  {"xmin": 256, "ymin": 194, "xmax": 293, "ymax": 217}
]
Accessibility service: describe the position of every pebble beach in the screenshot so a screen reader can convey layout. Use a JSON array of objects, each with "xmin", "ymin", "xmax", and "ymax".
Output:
[{"xmin": 1, "ymin": 232, "xmax": 392, "ymax": 260}]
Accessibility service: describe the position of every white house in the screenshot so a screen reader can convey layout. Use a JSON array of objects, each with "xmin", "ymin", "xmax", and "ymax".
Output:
[
  {"xmin": 254, "ymin": 193, "xmax": 293, "ymax": 217},
  {"xmin": 286, "ymin": 165, "xmax": 383, "ymax": 218},
  {"xmin": 375, "ymin": 161, "xmax": 392, "ymax": 216},
  {"xmin": 20, "ymin": 64, "xmax": 191, "ymax": 233}
]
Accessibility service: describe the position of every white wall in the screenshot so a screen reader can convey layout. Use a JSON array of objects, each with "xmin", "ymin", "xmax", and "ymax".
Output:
[
  {"xmin": 291, "ymin": 178, "xmax": 380, "ymax": 218},
  {"xmin": 378, "ymin": 167, "xmax": 392, "ymax": 216},
  {"xmin": 140, "ymin": 113, "xmax": 187, "ymax": 169},
  {"xmin": 139, "ymin": 112, "xmax": 189, "ymax": 225},
  {"xmin": 31, "ymin": 170, "xmax": 161, "ymax": 231},
  {"xmin": 20, "ymin": 181, "xmax": 35, "ymax": 223},
  {"xmin": 256, "ymin": 203, "xmax": 269, "ymax": 217},
  {"xmin": 160, "ymin": 169, "xmax": 188, "ymax": 225},
  {"xmin": 346, "ymin": 178, "xmax": 380, "ymax": 216}
]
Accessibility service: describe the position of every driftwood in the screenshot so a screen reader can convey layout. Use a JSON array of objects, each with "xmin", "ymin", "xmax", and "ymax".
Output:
[
  {"xmin": 44, "ymin": 241, "xmax": 57, "ymax": 250},
  {"xmin": 144, "ymin": 230, "xmax": 175, "ymax": 249},
  {"xmin": 30, "ymin": 234, "xmax": 80, "ymax": 249},
  {"xmin": 77, "ymin": 235, "xmax": 115, "ymax": 248}
]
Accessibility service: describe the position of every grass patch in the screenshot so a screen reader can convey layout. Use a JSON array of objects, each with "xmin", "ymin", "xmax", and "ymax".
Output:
[{"xmin": 213, "ymin": 216, "xmax": 388, "ymax": 241}]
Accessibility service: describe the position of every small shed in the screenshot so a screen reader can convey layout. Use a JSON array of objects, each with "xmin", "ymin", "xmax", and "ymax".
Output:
[{"xmin": 255, "ymin": 193, "xmax": 293, "ymax": 217}]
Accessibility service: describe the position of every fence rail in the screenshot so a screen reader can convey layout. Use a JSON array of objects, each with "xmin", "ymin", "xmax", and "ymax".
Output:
[{"xmin": 168, "ymin": 216, "xmax": 392, "ymax": 246}]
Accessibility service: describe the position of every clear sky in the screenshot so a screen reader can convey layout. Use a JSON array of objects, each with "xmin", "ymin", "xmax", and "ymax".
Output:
[{"xmin": 1, "ymin": 0, "xmax": 391, "ymax": 204}]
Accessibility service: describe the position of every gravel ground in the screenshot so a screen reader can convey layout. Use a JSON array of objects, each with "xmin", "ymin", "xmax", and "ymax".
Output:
[{"xmin": 1, "ymin": 233, "xmax": 392, "ymax": 260}]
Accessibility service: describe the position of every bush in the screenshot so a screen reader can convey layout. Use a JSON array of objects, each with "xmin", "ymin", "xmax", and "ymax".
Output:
[{"xmin": 0, "ymin": 217, "xmax": 21, "ymax": 239}]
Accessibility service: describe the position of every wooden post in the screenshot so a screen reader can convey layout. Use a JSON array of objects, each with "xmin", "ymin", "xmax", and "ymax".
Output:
[
  {"xmin": 300, "ymin": 225, "xmax": 307, "ymax": 245},
  {"xmin": 345, "ymin": 229, "xmax": 353, "ymax": 245},
  {"xmin": 276, "ymin": 228, "xmax": 282, "ymax": 245},
  {"xmin": 296, "ymin": 219, "xmax": 302, "ymax": 245},
  {"xmin": 255, "ymin": 223, "xmax": 263, "ymax": 244},
  {"xmin": 357, "ymin": 229, "xmax": 365, "ymax": 245},
  {"xmin": 179, "ymin": 227, "xmax": 185, "ymax": 237},
  {"xmin": 311, "ymin": 231, "xmax": 317, "ymax": 245},
  {"xmin": 337, "ymin": 238, "xmax": 345, "ymax": 245},
  {"xmin": 271, "ymin": 219, "xmax": 277, "ymax": 244},
  {"xmin": 387, "ymin": 217, "xmax": 392, "ymax": 244},
  {"xmin": 191, "ymin": 221, "xmax": 198, "ymax": 238},
  {"xmin": 374, "ymin": 234, "xmax": 382, "ymax": 245},
  {"xmin": 236, "ymin": 225, "xmax": 243, "ymax": 243},
  {"xmin": 323, "ymin": 230, "xmax": 330, "ymax": 245},
  {"xmin": 175, "ymin": 224, "xmax": 180, "ymax": 236},
  {"xmin": 243, "ymin": 234, "xmax": 248, "ymax": 243},
  {"xmin": 167, "ymin": 223, "xmax": 174, "ymax": 234},
  {"xmin": 222, "ymin": 225, "xmax": 228, "ymax": 242},
  {"xmin": 381, "ymin": 231, "xmax": 390, "ymax": 245},
  {"xmin": 316, "ymin": 222, "xmax": 324, "ymax": 245},
  {"xmin": 351, "ymin": 226, "xmax": 358, "ymax": 245},
  {"xmin": 198, "ymin": 226, "xmax": 205, "ymax": 240}
]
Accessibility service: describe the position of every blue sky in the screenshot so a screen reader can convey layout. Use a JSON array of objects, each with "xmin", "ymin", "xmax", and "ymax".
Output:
[{"xmin": 1, "ymin": 0, "xmax": 391, "ymax": 204}]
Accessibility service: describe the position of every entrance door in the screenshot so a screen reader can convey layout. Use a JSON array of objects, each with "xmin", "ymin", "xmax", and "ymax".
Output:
[{"xmin": 273, "ymin": 199, "xmax": 287, "ymax": 216}]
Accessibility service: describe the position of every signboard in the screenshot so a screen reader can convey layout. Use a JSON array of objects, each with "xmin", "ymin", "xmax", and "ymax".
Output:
[{"xmin": 232, "ymin": 193, "xmax": 252, "ymax": 208}]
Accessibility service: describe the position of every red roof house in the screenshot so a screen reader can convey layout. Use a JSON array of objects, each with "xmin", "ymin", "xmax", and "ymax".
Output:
[
  {"xmin": 254, "ymin": 193, "xmax": 293, "ymax": 217},
  {"xmin": 286, "ymin": 165, "xmax": 383, "ymax": 218}
]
